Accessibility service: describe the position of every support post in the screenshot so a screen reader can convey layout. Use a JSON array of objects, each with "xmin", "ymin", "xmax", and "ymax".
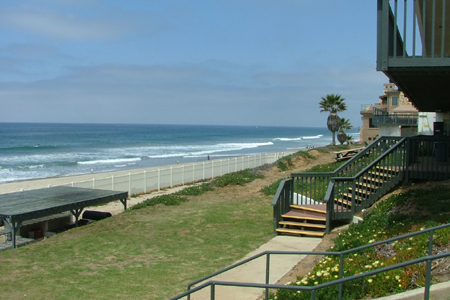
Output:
[
  {"xmin": 70, "ymin": 209, "xmax": 83, "ymax": 227},
  {"xmin": 265, "ymin": 253, "xmax": 270, "ymax": 300},
  {"xmin": 120, "ymin": 197, "xmax": 128, "ymax": 210},
  {"xmin": 2, "ymin": 218, "xmax": 22, "ymax": 249}
]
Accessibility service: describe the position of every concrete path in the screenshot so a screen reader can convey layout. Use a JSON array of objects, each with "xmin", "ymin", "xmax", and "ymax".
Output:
[{"xmin": 188, "ymin": 236, "xmax": 322, "ymax": 300}]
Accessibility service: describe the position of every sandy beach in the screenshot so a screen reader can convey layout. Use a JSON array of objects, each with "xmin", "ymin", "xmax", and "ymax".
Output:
[
  {"xmin": 0, "ymin": 161, "xmax": 192, "ymax": 194},
  {"xmin": 0, "ymin": 162, "xmax": 197, "ymax": 221}
]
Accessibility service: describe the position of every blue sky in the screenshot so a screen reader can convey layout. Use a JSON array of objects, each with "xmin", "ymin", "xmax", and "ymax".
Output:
[{"xmin": 0, "ymin": 0, "xmax": 388, "ymax": 128}]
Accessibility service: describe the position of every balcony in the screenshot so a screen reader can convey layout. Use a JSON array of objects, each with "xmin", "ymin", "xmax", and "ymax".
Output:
[
  {"xmin": 377, "ymin": 0, "xmax": 450, "ymax": 112},
  {"xmin": 372, "ymin": 113, "xmax": 418, "ymax": 126}
]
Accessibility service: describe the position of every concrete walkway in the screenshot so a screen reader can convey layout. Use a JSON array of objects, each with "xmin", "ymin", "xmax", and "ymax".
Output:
[{"xmin": 188, "ymin": 236, "xmax": 322, "ymax": 300}]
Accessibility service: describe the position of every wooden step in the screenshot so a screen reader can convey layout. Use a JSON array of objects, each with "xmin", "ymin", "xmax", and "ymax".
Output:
[
  {"xmin": 290, "ymin": 204, "xmax": 326, "ymax": 214},
  {"xmin": 355, "ymin": 182, "xmax": 379, "ymax": 190},
  {"xmin": 342, "ymin": 193, "xmax": 364, "ymax": 201},
  {"xmin": 279, "ymin": 221, "xmax": 326, "ymax": 229},
  {"xmin": 348, "ymin": 187, "xmax": 371, "ymax": 196},
  {"xmin": 375, "ymin": 166, "xmax": 401, "ymax": 172},
  {"xmin": 281, "ymin": 214, "xmax": 326, "ymax": 222},
  {"xmin": 276, "ymin": 228, "xmax": 325, "ymax": 237},
  {"xmin": 334, "ymin": 198, "xmax": 352, "ymax": 207},
  {"xmin": 362, "ymin": 176, "xmax": 385, "ymax": 184},
  {"xmin": 367, "ymin": 171, "xmax": 393, "ymax": 178}
]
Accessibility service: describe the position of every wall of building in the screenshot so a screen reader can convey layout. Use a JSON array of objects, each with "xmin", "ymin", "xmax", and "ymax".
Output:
[
  {"xmin": 379, "ymin": 125, "xmax": 401, "ymax": 137},
  {"xmin": 400, "ymin": 126, "xmax": 417, "ymax": 136}
]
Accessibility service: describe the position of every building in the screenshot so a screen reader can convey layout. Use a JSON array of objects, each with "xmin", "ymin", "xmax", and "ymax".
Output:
[
  {"xmin": 377, "ymin": 0, "xmax": 450, "ymax": 129},
  {"xmin": 360, "ymin": 83, "xmax": 419, "ymax": 143}
]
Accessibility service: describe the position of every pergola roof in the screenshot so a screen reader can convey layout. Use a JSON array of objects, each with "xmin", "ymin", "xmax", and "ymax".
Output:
[
  {"xmin": 0, "ymin": 186, "xmax": 128, "ymax": 248},
  {"xmin": 0, "ymin": 186, "xmax": 128, "ymax": 223}
]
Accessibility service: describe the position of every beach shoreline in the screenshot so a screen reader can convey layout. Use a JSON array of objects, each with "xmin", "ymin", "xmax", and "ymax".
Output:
[
  {"xmin": 0, "ymin": 149, "xmax": 298, "ymax": 194},
  {"xmin": 0, "ymin": 160, "xmax": 195, "ymax": 194}
]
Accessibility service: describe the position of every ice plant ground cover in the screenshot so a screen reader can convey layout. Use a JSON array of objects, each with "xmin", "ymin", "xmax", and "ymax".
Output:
[{"xmin": 274, "ymin": 185, "xmax": 450, "ymax": 300}]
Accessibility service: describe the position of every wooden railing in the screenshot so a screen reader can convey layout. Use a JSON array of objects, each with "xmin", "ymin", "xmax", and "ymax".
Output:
[
  {"xmin": 273, "ymin": 135, "xmax": 450, "ymax": 234},
  {"xmin": 271, "ymin": 178, "xmax": 293, "ymax": 234},
  {"xmin": 324, "ymin": 139, "xmax": 407, "ymax": 232},
  {"xmin": 289, "ymin": 137, "xmax": 402, "ymax": 206}
]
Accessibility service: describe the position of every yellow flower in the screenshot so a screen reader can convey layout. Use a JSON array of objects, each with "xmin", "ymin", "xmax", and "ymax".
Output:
[
  {"xmin": 314, "ymin": 282, "xmax": 319, "ymax": 285},
  {"xmin": 368, "ymin": 279, "xmax": 373, "ymax": 283}
]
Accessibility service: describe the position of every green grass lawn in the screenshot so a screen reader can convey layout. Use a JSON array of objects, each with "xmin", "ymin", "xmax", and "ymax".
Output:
[{"xmin": 0, "ymin": 187, "xmax": 274, "ymax": 300}]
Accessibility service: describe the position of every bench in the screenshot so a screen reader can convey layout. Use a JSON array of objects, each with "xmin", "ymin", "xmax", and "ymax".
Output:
[
  {"xmin": 0, "ymin": 228, "xmax": 12, "ymax": 243},
  {"xmin": 333, "ymin": 147, "xmax": 365, "ymax": 161}
]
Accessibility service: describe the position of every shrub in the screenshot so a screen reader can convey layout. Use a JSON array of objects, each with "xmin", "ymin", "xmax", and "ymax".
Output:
[
  {"xmin": 130, "ymin": 194, "xmax": 188, "ymax": 210},
  {"xmin": 177, "ymin": 183, "xmax": 214, "ymax": 196},
  {"xmin": 261, "ymin": 178, "xmax": 286, "ymax": 196},
  {"xmin": 212, "ymin": 169, "xmax": 263, "ymax": 187}
]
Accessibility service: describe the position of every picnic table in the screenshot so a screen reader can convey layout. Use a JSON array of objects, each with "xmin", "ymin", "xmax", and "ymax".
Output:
[{"xmin": 333, "ymin": 147, "xmax": 365, "ymax": 161}]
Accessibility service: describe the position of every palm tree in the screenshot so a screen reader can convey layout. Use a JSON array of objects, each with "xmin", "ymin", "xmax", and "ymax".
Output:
[
  {"xmin": 319, "ymin": 94, "xmax": 347, "ymax": 145},
  {"xmin": 337, "ymin": 118, "xmax": 352, "ymax": 145}
]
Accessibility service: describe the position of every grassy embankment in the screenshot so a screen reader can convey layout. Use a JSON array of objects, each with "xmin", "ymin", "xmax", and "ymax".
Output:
[{"xmin": 0, "ymin": 148, "xmax": 335, "ymax": 300}]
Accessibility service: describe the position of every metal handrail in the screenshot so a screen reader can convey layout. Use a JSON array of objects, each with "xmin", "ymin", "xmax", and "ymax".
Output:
[
  {"xmin": 173, "ymin": 223, "xmax": 450, "ymax": 300},
  {"xmin": 171, "ymin": 253, "xmax": 450, "ymax": 300}
]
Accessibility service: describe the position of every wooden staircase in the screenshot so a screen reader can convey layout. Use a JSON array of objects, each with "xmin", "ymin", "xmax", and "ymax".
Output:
[
  {"xmin": 276, "ymin": 166, "xmax": 401, "ymax": 237},
  {"xmin": 276, "ymin": 205, "xmax": 326, "ymax": 237}
]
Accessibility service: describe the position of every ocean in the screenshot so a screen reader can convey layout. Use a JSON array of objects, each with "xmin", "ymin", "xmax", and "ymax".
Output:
[{"xmin": 0, "ymin": 123, "xmax": 359, "ymax": 184}]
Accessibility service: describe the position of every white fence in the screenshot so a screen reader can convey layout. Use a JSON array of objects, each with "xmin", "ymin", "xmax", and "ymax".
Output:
[{"xmin": 59, "ymin": 151, "xmax": 295, "ymax": 196}]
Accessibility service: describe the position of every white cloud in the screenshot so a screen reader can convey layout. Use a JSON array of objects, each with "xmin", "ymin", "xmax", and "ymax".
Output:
[
  {"xmin": 0, "ymin": 61, "xmax": 387, "ymax": 127},
  {"xmin": 0, "ymin": 6, "xmax": 127, "ymax": 40}
]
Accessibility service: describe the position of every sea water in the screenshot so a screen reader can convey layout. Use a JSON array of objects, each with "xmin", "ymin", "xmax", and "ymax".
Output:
[{"xmin": 0, "ymin": 123, "xmax": 360, "ymax": 183}]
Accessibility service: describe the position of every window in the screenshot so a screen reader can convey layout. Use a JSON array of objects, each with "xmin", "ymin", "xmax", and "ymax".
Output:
[
  {"xmin": 392, "ymin": 96, "xmax": 398, "ymax": 106},
  {"xmin": 369, "ymin": 118, "xmax": 376, "ymax": 128}
]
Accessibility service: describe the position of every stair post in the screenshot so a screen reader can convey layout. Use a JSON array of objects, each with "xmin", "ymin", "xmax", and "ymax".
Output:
[
  {"xmin": 325, "ymin": 180, "xmax": 335, "ymax": 234},
  {"xmin": 351, "ymin": 179, "xmax": 356, "ymax": 214}
]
